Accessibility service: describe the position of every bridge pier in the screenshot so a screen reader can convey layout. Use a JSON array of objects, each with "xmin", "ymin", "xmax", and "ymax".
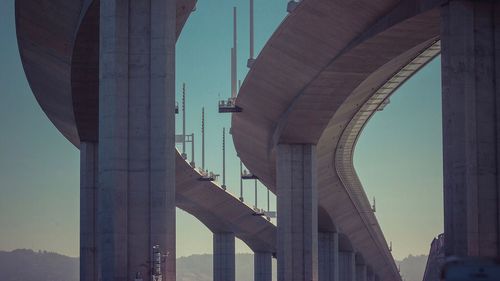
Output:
[
  {"xmin": 80, "ymin": 142, "xmax": 98, "ymax": 281},
  {"xmin": 276, "ymin": 144, "xmax": 318, "ymax": 281},
  {"xmin": 355, "ymin": 262, "xmax": 367, "ymax": 281},
  {"xmin": 441, "ymin": 0, "xmax": 500, "ymax": 257},
  {"xmin": 318, "ymin": 232, "xmax": 339, "ymax": 281},
  {"xmin": 339, "ymin": 251, "xmax": 356, "ymax": 281},
  {"xmin": 98, "ymin": 0, "xmax": 176, "ymax": 280},
  {"xmin": 366, "ymin": 268, "xmax": 374, "ymax": 281},
  {"xmin": 213, "ymin": 232, "xmax": 236, "ymax": 281},
  {"xmin": 254, "ymin": 252, "xmax": 272, "ymax": 281}
]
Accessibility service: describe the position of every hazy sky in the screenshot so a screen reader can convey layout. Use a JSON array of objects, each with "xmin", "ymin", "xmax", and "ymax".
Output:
[{"xmin": 0, "ymin": 0, "xmax": 443, "ymax": 260}]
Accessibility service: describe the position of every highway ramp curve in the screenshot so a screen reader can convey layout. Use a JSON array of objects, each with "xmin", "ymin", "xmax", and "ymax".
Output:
[
  {"xmin": 15, "ymin": 0, "xmax": 276, "ymax": 254},
  {"xmin": 231, "ymin": 0, "xmax": 443, "ymax": 280}
]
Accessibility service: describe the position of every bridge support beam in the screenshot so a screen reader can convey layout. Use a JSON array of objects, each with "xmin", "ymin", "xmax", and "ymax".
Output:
[
  {"xmin": 98, "ymin": 0, "xmax": 176, "ymax": 280},
  {"xmin": 339, "ymin": 251, "xmax": 356, "ymax": 281},
  {"xmin": 366, "ymin": 268, "xmax": 374, "ymax": 281},
  {"xmin": 319, "ymin": 232, "xmax": 339, "ymax": 281},
  {"xmin": 254, "ymin": 252, "xmax": 272, "ymax": 281},
  {"xmin": 80, "ymin": 142, "xmax": 98, "ymax": 281},
  {"xmin": 276, "ymin": 144, "xmax": 318, "ymax": 281},
  {"xmin": 441, "ymin": 0, "xmax": 500, "ymax": 257},
  {"xmin": 355, "ymin": 263, "xmax": 367, "ymax": 281},
  {"xmin": 214, "ymin": 232, "xmax": 236, "ymax": 281}
]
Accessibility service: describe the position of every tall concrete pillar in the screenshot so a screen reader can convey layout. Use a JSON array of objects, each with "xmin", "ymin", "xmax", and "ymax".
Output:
[
  {"xmin": 319, "ymin": 232, "xmax": 339, "ymax": 281},
  {"xmin": 441, "ymin": 0, "xmax": 500, "ymax": 257},
  {"xmin": 254, "ymin": 252, "xmax": 272, "ymax": 281},
  {"xmin": 366, "ymin": 268, "xmax": 374, "ymax": 281},
  {"xmin": 276, "ymin": 144, "xmax": 318, "ymax": 281},
  {"xmin": 80, "ymin": 142, "xmax": 98, "ymax": 281},
  {"xmin": 98, "ymin": 0, "xmax": 176, "ymax": 280},
  {"xmin": 339, "ymin": 251, "xmax": 355, "ymax": 281},
  {"xmin": 355, "ymin": 264, "xmax": 366, "ymax": 281},
  {"xmin": 213, "ymin": 232, "xmax": 236, "ymax": 281}
]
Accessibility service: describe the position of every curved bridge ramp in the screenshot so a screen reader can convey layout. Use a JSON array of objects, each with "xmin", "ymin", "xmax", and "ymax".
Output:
[
  {"xmin": 15, "ymin": 0, "xmax": 276, "ymax": 279},
  {"xmin": 232, "ymin": 0, "xmax": 443, "ymax": 280}
]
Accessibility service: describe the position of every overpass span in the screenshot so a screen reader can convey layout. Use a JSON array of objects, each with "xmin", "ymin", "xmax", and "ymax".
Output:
[
  {"xmin": 15, "ymin": 0, "xmax": 276, "ymax": 280},
  {"xmin": 16, "ymin": 0, "xmax": 500, "ymax": 280},
  {"xmin": 232, "ymin": 1, "xmax": 443, "ymax": 280}
]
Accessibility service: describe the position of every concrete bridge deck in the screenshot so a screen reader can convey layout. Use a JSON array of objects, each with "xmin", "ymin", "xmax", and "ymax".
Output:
[
  {"xmin": 15, "ymin": 0, "xmax": 276, "ymax": 259},
  {"xmin": 231, "ymin": 1, "xmax": 443, "ymax": 280}
]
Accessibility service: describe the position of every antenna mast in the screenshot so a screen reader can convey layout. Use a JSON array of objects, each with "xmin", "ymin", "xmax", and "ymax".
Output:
[
  {"xmin": 267, "ymin": 189, "xmax": 270, "ymax": 212},
  {"xmin": 239, "ymin": 161, "xmax": 244, "ymax": 201},
  {"xmin": 231, "ymin": 7, "xmax": 237, "ymax": 98},
  {"xmin": 201, "ymin": 107, "xmax": 205, "ymax": 171},
  {"xmin": 182, "ymin": 83, "xmax": 186, "ymax": 158},
  {"xmin": 254, "ymin": 179, "xmax": 258, "ymax": 208},
  {"xmin": 247, "ymin": 0, "xmax": 255, "ymax": 68},
  {"xmin": 222, "ymin": 128, "xmax": 226, "ymax": 189},
  {"xmin": 190, "ymin": 133, "xmax": 195, "ymax": 167}
]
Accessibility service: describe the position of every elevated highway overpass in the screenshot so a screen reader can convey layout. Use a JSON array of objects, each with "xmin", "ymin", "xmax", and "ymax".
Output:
[
  {"xmin": 233, "ymin": 0, "xmax": 500, "ymax": 279},
  {"xmin": 16, "ymin": 0, "xmax": 276, "ymax": 280},
  {"xmin": 232, "ymin": 0, "xmax": 444, "ymax": 280},
  {"xmin": 15, "ymin": 0, "xmax": 500, "ymax": 280}
]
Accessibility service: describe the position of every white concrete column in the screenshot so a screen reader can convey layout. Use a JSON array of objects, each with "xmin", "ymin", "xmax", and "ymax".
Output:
[
  {"xmin": 99, "ymin": 0, "xmax": 176, "ymax": 280},
  {"xmin": 213, "ymin": 232, "xmax": 236, "ymax": 281},
  {"xmin": 319, "ymin": 232, "xmax": 339, "ymax": 281},
  {"xmin": 254, "ymin": 252, "xmax": 272, "ymax": 281},
  {"xmin": 80, "ymin": 142, "xmax": 98, "ymax": 281},
  {"xmin": 441, "ymin": 0, "xmax": 500, "ymax": 257},
  {"xmin": 339, "ymin": 251, "xmax": 355, "ymax": 281},
  {"xmin": 276, "ymin": 144, "xmax": 318, "ymax": 281},
  {"xmin": 355, "ymin": 264, "xmax": 366, "ymax": 281}
]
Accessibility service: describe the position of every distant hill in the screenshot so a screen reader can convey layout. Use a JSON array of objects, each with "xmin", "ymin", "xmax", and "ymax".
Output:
[
  {"xmin": 0, "ymin": 249, "xmax": 426, "ymax": 281},
  {"xmin": 0, "ymin": 250, "xmax": 262, "ymax": 281},
  {"xmin": 0, "ymin": 249, "xmax": 78, "ymax": 281},
  {"xmin": 177, "ymin": 253, "xmax": 263, "ymax": 281}
]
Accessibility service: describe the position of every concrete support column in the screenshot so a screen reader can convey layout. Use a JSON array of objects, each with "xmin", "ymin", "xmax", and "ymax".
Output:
[
  {"xmin": 213, "ymin": 232, "xmax": 236, "ymax": 281},
  {"xmin": 355, "ymin": 264, "xmax": 366, "ymax": 281},
  {"xmin": 98, "ymin": 0, "xmax": 176, "ymax": 280},
  {"xmin": 441, "ymin": 0, "xmax": 500, "ymax": 257},
  {"xmin": 80, "ymin": 142, "xmax": 98, "ymax": 281},
  {"xmin": 276, "ymin": 144, "xmax": 318, "ymax": 281},
  {"xmin": 366, "ymin": 268, "xmax": 374, "ymax": 281},
  {"xmin": 254, "ymin": 252, "xmax": 272, "ymax": 281},
  {"xmin": 339, "ymin": 251, "xmax": 355, "ymax": 281},
  {"xmin": 318, "ymin": 232, "xmax": 339, "ymax": 281}
]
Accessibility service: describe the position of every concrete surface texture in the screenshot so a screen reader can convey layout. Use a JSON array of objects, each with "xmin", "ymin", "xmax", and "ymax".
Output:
[
  {"xmin": 254, "ymin": 252, "xmax": 272, "ymax": 281},
  {"xmin": 15, "ymin": 0, "xmax": 277, "ymax": 276},
  {"xmin": 16, "ymin": 0, "xmax": 500, "ymax": 280},
  {"xmin": 276, "ymin": 144, "xmax": 318, "ymax": 281},
  {"xmin": 356, "ymin": 264, "xmax": 367, "ymax": 281},
  {"xmin": 175, "ymin": 153, "xmax": 276, "ymax": 253},
  {"xmin": 339, "ymin": 251, "xmax": 356, "ymax": 281},
  {"xmin": 97, "ymin": 0, "xmax": 177, "ymax": 280},
  {"xmin": 318, "ymin": 232, "xmax": 339, "ymax": 281},
  {"xmin": 80, "ymin": 142, "xmax": 98, "ymax": 281},
  {"xmin": 367, "ymin": 268, "xmax": 375, "ymax": 281},
  {"xmin": 231, "ymin": 1, "xmax": 444, "ymax": 280},
  {"xmin": 15, "ymin": 0, "xmax": 437, "ymax": 279},
  {"xmin": 441, "ymin": 0, "xmax": 500, "ymax": 258},
  {"xmin": 213, "ymin": 232, "xmax": 236, "ymax": 281},
  {"xmin": 422, "ymin": 234, "xmax": 445, "ymax": 281}
]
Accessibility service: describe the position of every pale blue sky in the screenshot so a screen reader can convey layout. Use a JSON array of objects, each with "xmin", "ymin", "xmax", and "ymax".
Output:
[{"xmin": 0, "ymin": 0, "xmax": 443, "ymax": 260}]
